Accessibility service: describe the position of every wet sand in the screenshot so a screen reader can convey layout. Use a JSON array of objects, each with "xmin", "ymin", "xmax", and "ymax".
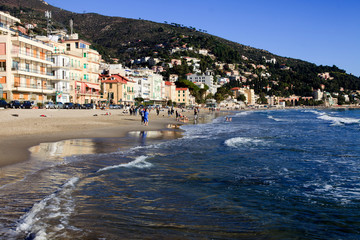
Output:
[{"xmin": 0, "ymin": 108, "xmax": 183, "ymax": 168}]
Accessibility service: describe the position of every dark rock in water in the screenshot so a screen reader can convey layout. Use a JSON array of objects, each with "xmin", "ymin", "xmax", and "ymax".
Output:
[{"xmin": 25, "ymin": 232, "xmax": 36, "ymax": 240}]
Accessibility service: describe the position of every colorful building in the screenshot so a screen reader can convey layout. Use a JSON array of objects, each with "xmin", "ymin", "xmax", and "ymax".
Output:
[
  {"xmin": 0, "ymin": 11, "xmax": 54, "ymax": 102},
  {"xmin": 175, "ymin": 87, "xmax": 194, "ymax": 106},
  {"xmin": 100, "ymin": 74, "xmax": 135, "ymax": 105}
]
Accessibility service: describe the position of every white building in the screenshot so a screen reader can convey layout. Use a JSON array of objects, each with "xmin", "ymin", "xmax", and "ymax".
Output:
[
  {"xmin": 187, "ymin": 73, "xmax": 217, "ymax": 95},
  {"xmin": 50, "ymin": 52, "xmax": 70, "ymax": 103},
  {"xmin": 313, "ymin": 89, "xmax": 324, "ymax": 101},
  {"xmin": 0, "ymin": 11, "xmax": 54, "ymax": 102},
  {"xmin": 126, "ymin": 68, "xmax": 164, "ymax": 101}
]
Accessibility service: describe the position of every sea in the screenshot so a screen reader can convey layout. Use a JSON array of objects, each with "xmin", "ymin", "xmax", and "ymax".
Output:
[{"xmin": 0, "ymin": 108, "xmax": 360, "ymax": 240}]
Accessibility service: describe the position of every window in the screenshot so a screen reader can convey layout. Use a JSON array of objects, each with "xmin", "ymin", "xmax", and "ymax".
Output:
[
  {"xmin": 12, "ymin": 61, "xmax": 19, "ymax": 70},
  {"xmin": 84, "ymin": 63, "xmax": 87, "ymax": 69},
  {"xmin": 66, "ymin": 44, "xmax": 70, "ymax": 51},
  {"xmin": 75, "ymin": 42, "xmax": 79, "ymax": 48},
  {"xmin": 110, "ymin": 83, "xmax": 112, "ymax": 89},
  {"xmin": 0, "ymin": 61, "xmax": 6, "ymax": 71},
  {"xmin": 83, "ymin": 53, "xmax": 87, "ymax": 58},
  {"xmin": 25, "ymin": 63, "xmax": 30, "ymax": 72}
]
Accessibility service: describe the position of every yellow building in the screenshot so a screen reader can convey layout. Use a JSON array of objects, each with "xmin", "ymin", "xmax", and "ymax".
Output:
[
  {"xmin": 175, "ymin": 87, "xmax": 192, "ymax": 106},
  {"xmin": 100, "ymin": 74, "xmax": 135, "ymax": 105},
  {"xmin": 0, "ymin": 11, "xmax": 54, "ymax": 102}
]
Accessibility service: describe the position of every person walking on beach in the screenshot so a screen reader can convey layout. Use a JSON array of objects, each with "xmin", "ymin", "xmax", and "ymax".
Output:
[
  {"xmin": 144, "ymin": 109, "xmax": 149, "ymax": 126},
  {"xmin": 140, "ymin": 108, "xmax": 145, "ymax": 125}
]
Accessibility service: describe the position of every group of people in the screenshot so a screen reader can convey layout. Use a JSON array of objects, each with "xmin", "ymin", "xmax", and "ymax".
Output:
[{"xmin": 125, "ymin": 105, "xmax": 202, "ymax": 126}]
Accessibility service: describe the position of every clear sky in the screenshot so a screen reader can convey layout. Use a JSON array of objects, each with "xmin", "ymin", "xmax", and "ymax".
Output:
[{"xmin": 45, "ymin": 0, "xmax": 360, "ymax": 76}]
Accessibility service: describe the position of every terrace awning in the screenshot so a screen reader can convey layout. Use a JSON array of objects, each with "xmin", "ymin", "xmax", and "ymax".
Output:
[{"xmin": 85, "ymin": 83, "xmax": 100, "ymax": 90}]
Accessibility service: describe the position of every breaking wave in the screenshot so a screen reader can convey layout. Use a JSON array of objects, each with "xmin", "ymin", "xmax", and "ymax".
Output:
[
  {"xmin": 268, "ymin": 115, "xmax": 287, "ymax": 122},
  {"xmin": 15, "ymin": 177, "xmax": 80, "ymax": 240},
  {"xmin": 236, "ymin": 111, "xmax": 253, "ymax": 116},
  {"xmin": 97, "ymin": 155, "xmax": 152, "ymax": 172},
  {"xmin": 307, "ymin": 110, "xmax": 360, "ymax": 126},
  {"xmin": 225, "ymin": 137, "xmax": 268, "ymax": 148}
]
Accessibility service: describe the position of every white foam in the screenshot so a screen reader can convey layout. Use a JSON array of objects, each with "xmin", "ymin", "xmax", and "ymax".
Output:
[
  {"xmin": 317, "ymin": 113, "xmax": 360, "ymax": 126},
  {"xmin": 97, "ymin": 155, "xmax": 152, "ymax": 172},
  {"xmin": 236, "ymin": 111, "xmax": 253, "ymax": 116},
  {"xmin": 225, "ymin": 137, "xmax": 266, "ymax": 148},
  {"xmin": 267, "ymin": 115, "xmax": 287, "ymax": 122},
  {"xmin": 16, "ymin": 177, "xmax": 79, "ymax": 240},
  {"xmin": 306, "ymin": 110, "xmax": 360, "ymax": 126}
]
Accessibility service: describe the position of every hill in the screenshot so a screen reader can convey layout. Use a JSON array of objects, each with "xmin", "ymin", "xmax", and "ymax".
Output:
[{"xmin": 1, "ymin": 0, "xmax": 360, "ymax": 104}]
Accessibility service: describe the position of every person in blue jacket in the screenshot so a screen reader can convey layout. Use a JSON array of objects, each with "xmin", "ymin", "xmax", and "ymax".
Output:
[{"xmin": 144, "ymin": 109, "xmax": 149, "ymax": 126}]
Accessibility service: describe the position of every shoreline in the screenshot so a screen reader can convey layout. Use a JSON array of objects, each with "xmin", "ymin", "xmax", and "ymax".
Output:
[
  {"xmin": 0, "ymin": 109, "xmax": 183, "ymax": 168},
  {"xmin": 0, "ymin": 108, "xmax": 227, "ymax": 168},
  {"xmin": 5, "ymin": 105, "xmax": 345, "ymax": 168}
]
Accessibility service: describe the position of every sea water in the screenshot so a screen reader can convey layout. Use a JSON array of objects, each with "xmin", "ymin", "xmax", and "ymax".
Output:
[{"xmin": 1, "ymin": 109, "xmax": 360, "ymax": 239}]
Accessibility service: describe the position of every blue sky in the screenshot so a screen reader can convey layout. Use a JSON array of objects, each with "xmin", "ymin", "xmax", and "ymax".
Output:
[{"xmin": 45, "ymin": 0, "xmax": 360, "ymax": 76}]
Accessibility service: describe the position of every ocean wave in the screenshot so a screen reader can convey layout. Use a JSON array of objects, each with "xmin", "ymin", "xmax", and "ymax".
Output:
[
  {"xmin": 225, "ymin": 137, "xmax": 267, "ymax": 148},
  {"xmin": 267, "ymin": 115, "xmax": 287, "ymax": 122},
  {"xmin": 97, "ymin": 155, "xmax": 152, "ymax": 172},
  {"xmin": 308, "ymin": 111, "xmax": 360, "ymax": 126},
  {"xmin": 15, "ymin": 177, "xmax": 79, "ymax": 240},
  {"xmin": 317, "ymin": 113, "xmax": 360, "ymax": 126},
  {"xmin": 236, "ymin": 111, "xmax": 253, "ymax": 116}
]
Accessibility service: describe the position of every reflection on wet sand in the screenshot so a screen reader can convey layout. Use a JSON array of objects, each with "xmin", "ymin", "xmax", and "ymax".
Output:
[
  {"xmin": 0, "ymin": 130, "xmax": 183, "ymax": 189},
  {"xmin": 30, "ymin": 139, "xmax": 97, "ymax": 160}
]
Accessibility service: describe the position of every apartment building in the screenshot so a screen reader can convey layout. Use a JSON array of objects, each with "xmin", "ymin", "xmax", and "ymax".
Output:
[
  {"xmin": 0, "ymin": 11, "xmax": 54, "ymax": 102},
  {"xmin": 100, "ymin": 73, "xmax": 135, "ymax": 105},
  {"xmin": 64, "ymin": 37, "xmax": 101, "ymax": 104},
  {"xmin": 164, "ymin": 81, "xmax": 176, "ymax": 103},
  {"xmin": 148, "ymin": 74, "xmax": 164, "ymax": 101},
  {"xmin": 187, "ymin": 73, "xmax": 217, "ymax": 94},
  {"xmin": 231, "ymin": 87, "xmax": 256, "ymax": 105},
  {"xmin": 175, "ymin": 87, "xmax": 193, "ymax": 106},
  {"xmin": 49, "ymin": 40, "xmax": 70, "ymax": 103}
]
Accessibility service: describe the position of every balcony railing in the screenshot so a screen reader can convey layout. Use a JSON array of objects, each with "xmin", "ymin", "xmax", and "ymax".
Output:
[
  {"xmin": 10, "ymin": 29, "xmax": 53, "ymax": 48},
  {"xmin": 12, "ymin": 50, "xmax": 50, "ymax": 62},
  {"xmin": 13, "ymin": 83, "xmax": 54, "ymax": 90},
  {"xmin": 76, "ymin": 90, "xmax": 100, "ymax": 96},
  {"xmin": 53, "ymin": 75, "xmax": 70, "ymax": 81},
  {"xmin": 50, "ymin": 62, "xmax": 71, "ymax": 68},
  {"xmin": 12, "ymin": 67, "xmax": 54, "ymax": 76}
]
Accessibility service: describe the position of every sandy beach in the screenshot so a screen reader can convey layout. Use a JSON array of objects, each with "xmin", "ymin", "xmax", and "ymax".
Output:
[{"xmin": 0, "ymin": 108, "xmax": 185, "ymax": 168}]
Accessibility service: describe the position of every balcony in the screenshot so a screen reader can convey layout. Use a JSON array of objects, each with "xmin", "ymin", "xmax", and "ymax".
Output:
[
  {"xmin": 53, "ymin": 75, "xmax": 70, "ymax": 81},
  {"xmin": 12, "ymin": 67, "xmax": 54, "ymax": 79},
  {"xmin": 12, "ymin": 83, "xmax": 54, "ymax": 94},
  {"xmin": 76, "ymin": 90, "xmax": 100, "ymax": 96},
  {"xmin": 12, "ymin": 50, "xmax": 52, "ymax": 65},
  {"xmin": 50, "ymin": 62, "xmax": 71, "ymax": 68}
]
